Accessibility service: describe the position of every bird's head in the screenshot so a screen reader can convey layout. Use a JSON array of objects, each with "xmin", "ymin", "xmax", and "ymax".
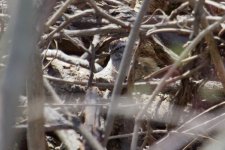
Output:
[{"xmin": 109, "ymin": 38, "xmax": 126, "ymax": 61}]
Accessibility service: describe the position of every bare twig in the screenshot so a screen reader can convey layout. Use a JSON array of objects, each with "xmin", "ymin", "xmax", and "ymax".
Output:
[
  {"xmin": 46, "ymin": 16, "xmax": 223, "ymax": 39},
  {"xmin": 103, "ymin": 0, "xmax": 151, "ymax": 147},
  {"xmin": 165, "ymin": 60, "xmax": 207, "ymax": 84},
  {"xmin": 62, "ymin": 24, "xmax": 126, "ymax": 37},
  {"xmin": 144, "ymin": 54, "xmax": 201, "ymax": 80},
  {"xmin": 88, "ymin": 35, "xmax": 100, "ymax": 87},
  {"xmin": 45, "ymin": 0, "xmax": 76, "ymax": 27},
  {"xmin": 27, "ymin": 49, "xmax": 46, "ymax": 150},
  {"xmin": 0, "ymin": 0, "xmax": 55, "ymax": 149},
  {"xmin": 108, "ymin": 130, "xmax": 167, "ymax": 140},
  {"xmin": 169, "ymin": 1, "xmax": 189, "ymax": 20},
  {"xmin": 146, "ymin": 27, "xmax": 191, "ymax": 37},
  {"xmin": 44, "ymin": 9, "xmax": 94, "ymax": 42},
  {"xmin": 86, "ymin": 0, "xmax": 130, "ymax": 28},
  {"xmin": 42, "ymin": 40, "xmax": 59, "ymax": 70}
]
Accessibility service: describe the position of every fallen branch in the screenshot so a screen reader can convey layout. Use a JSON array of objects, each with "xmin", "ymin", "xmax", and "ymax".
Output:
[{"xmin": 42, "ymin": 49, "xmax": 102, "ymax": 72}]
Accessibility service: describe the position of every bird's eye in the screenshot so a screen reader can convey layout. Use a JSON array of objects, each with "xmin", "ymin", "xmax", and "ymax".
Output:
[
  {"xmin": 115, "ymin": 45, "xmax": 125, "ymax": 51},
  {"xmin": 110, "ymin": 45, "xmax": 125, "ymax": 54}
]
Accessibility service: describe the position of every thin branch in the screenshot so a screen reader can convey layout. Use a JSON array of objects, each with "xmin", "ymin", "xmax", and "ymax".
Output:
[
  {"xmin": 109, "ymin": 130, "xmax": 167, "ymax": 140},
  {"xmin": 45, "ymin": 9, "xmax": 94, "ymax": 42},
  {"xmin": 146, "ymin": 28, "xmax": 191, "ymax": 37},
  {"xmin": 102, "ymin": 0, "xmax": 151, "ymax": 147},
  {"xmin": 88, "ymin": 35, "xmax": 100, "ymax": 87},
  {"xmin": 144, "ymin": 54, "xmax": 201, "ymax": 80},
  {"xmin": 86, "ymin": 0, "xmax": 130, "ymax": 28},
  {"xmin": 45, "ymin": 0, "xmax": 76, "ymax": 27},
  {"xmin": 27, "ymin": 49, "xmax": 46, "ymax": 150},
  {"xmin": 62, "ymin": 24, "xmax": 126, "ymax": 37},
  {"xmin": 169, "ymin": 1, "xmax": 189, "ymax": 20}
]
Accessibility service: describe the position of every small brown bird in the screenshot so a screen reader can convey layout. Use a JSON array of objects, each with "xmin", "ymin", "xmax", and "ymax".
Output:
[
  {"xmin": 94, "ymin": 39, "xmax": 126, "ymax": 82},
  {"xmin": 94, "ymin": 38, "xmax": 161, "ymax": 82}
]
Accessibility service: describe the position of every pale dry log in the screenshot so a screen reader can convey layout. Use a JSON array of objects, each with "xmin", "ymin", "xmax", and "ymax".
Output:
[{"xmin": 42, "ymin": 49, "xmax": 103, "ymax": 72}]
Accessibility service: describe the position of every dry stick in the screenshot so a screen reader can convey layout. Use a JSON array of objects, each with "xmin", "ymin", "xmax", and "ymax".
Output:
[
  {"xmin": 144, "ymin": 54, "xmax": 201, "ymax": 80},
  {"xmin": 165, "ymin": 60, "xmax": 207, "ymax": 84},
  {"xmin": 15, "ymin": 123, "xmax": 75, "ymax": 132},
  {"xmin": 103, "ymin": 0, "xmax": 151, "ymax": 147},
  {"xmin": 169, "ymin": 1, "xmax": 189, "ymax": 20},
  {"xmin": 83, "ymin": 87, "xmax": 101, "ymax": 149},
  {"xmin": 27, "ymin": 50, "xmax": 46, "ymax": 150},
  {"xmin": 104, "ymin": 0, "xmax": 125, "ymax": 6},
  {"xmin": 55, "ymin": 16, "xmax": 222, "ymax": 38},
  {"xmin": 86, "ymin": 0, "xmax": 129, "ymax": 28},
  {"xmin": 44, "ymin": 74, "xmax": 116, "ymax": 88},
  {"xmin": 45, "ymin": 0, "xmax": 75, "ymax": 27},
  {"xmin": 42, "ymin": 40, "xmax": 59, "ymax": 70},
  {"xmin": 88, "ymin": 44, "xmax": 96, "ymax": 87},
  {"xmin": 183, "ymin": 138, "xmax": 203, "ymax": 150},
  {"xmin": 63, "ymin": 24, "xmax": 126, "ymax": 37},
  {"xmin": 87, "ymin": 35, "xmax": 100, "ymax": 87},
  {"xmin": 190, "ymin": 0, "xmax": 204, "ymax": 39},
  {"xmin": 18, "ymin": 103, "xmax": 109, "ymax": 108},
  {"xmin": 45, "ymin": 9, "xmax": 94, "ymax": 42},
  {"xmin": 27, "ymin": 1, "xmax": 57, "ymax": 149},
  {"xmin": 108, "ymin": 130, "xmax": 168, "ymax": 140},
  {"xmin": 146, "ymin": 28, "xmax": 191, "ymax": 37},
  {"xmin": 47, "ymin": 103, "xmax": 109, "ymax": 107},
  {"xmin": 141, "ymin": 15, "xmax": 223, "ymax": 30},
  {"xmin": 132, "ymin": 13, "xmax": 225, "ymax": 150},
  {"xmin": 171, "ymin": 132, "xmax": 218, "ymax": 143},
  {"xmin": 0, "ymin": 0, "xmax": 55, "ymax": 149},
  {"xmin": 41, "ymin": 49, "xmax": 103, "ymax": 72}
]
